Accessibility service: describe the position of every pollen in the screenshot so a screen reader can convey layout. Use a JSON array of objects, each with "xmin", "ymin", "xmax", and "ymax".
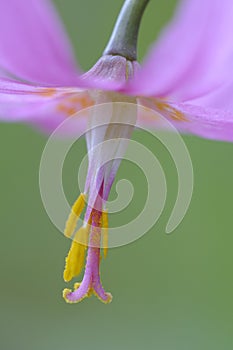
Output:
[
  {"xmin": 102, "ymin": 210, "xmax": 109, "ymax": 258},
  {"xmin": 63, "ymin": 226, "xmax": 89, "ymax": 282},
  {"xmin": 64, "ymin": 193, "xmax": 86, "ymax": 238}
]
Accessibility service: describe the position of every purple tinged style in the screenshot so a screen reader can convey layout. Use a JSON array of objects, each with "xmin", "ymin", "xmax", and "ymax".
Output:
[{"xmin": 1, "ymin": 0, "xmax": 233, "ymax": 304}]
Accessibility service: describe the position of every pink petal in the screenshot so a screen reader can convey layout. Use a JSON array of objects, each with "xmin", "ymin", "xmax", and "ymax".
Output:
[
  {"xmin": 0, "ymin": 0, "xmax": 79, "ymax": 85},
  {"xmin": 0, "ymin": 77, "xmax": 91, "ymax": 133},
  {"xmin": 138, "ymin": 99, "xmax": 233, "ymax": 142},
  {"xmin": 126, "ymin": 0, "xmax": 233, "ymax": 101},
  {"xmin": 188, "ymin": 77, "xmax": 233, "ymax": 111}
]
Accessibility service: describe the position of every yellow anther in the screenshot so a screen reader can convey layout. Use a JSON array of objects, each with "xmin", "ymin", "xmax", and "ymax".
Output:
[
  {"xmin": 64, "ymin": 193, "xmax": 86, "ymax": 238},
  {"xmin": 63, "ymin": 240, "xmax": 85, "ymax": 282},
  {"xmin": 75, "ymin": 225, "xmax": 90, "ymax": 244},
  {"xmin": 102, "ymin": 211, "xmax": 109, "ymax": 258},
  {"xmin": 63, "ymin": 226, "xmax": 89, "ymax": 282},
  {"xmin": 73, "ymin": 282, "xmax": 81, "ymax": 290}
]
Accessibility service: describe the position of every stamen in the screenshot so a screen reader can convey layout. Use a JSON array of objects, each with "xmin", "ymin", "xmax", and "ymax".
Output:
[
  {"xmin": 64, "ymin": 193, "xmax": 86, "ymax": 238},
  {"xmin": 102, "ymin": 210, "xmax": 109, "ymax": 258},
  {"xmin": 63, "ymin": 226, "xmax": 90, "ymax": 282},
  {"xmin": 63, "ymin": 241, "xmax": 85, "ymax": 282}
]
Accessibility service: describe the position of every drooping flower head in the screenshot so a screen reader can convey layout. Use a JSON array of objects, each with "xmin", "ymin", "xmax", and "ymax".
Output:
[{"xmin": 1, "ymin": 0, "xmax": 233, "ymax": 304}]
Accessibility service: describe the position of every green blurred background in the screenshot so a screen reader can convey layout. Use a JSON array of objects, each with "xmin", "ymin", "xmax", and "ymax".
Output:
[{"xmin": 1, "ymin": 0, "xmax": 233, "ymax": 349}]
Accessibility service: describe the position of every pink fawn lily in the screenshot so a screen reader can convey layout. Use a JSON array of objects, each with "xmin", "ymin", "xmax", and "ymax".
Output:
[{"xmin": 1, "ymin": 0, "xmax": 233, "ymax": 304}]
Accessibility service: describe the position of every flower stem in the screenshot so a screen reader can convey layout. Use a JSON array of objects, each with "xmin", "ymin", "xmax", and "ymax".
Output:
[{"xmin": 103, "ymin": 0, "xmax": 150, "ymax": 61}]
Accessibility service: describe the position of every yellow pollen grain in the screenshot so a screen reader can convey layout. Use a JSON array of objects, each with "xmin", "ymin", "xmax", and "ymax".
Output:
[{"xmin": 64, "ymin": 193, "xmax": 86, "ymax": 238}]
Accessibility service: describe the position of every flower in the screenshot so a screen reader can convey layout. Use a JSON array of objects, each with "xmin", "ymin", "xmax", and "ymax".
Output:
[{"xmin": 1, "ymin": 0, "xmax": 233, "ymax": 304}]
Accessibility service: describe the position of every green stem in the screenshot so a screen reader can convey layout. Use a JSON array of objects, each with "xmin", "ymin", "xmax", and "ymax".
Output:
[{"xmin": 103, "ymin": 0, "xmax": 150, "ymax": 61}]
